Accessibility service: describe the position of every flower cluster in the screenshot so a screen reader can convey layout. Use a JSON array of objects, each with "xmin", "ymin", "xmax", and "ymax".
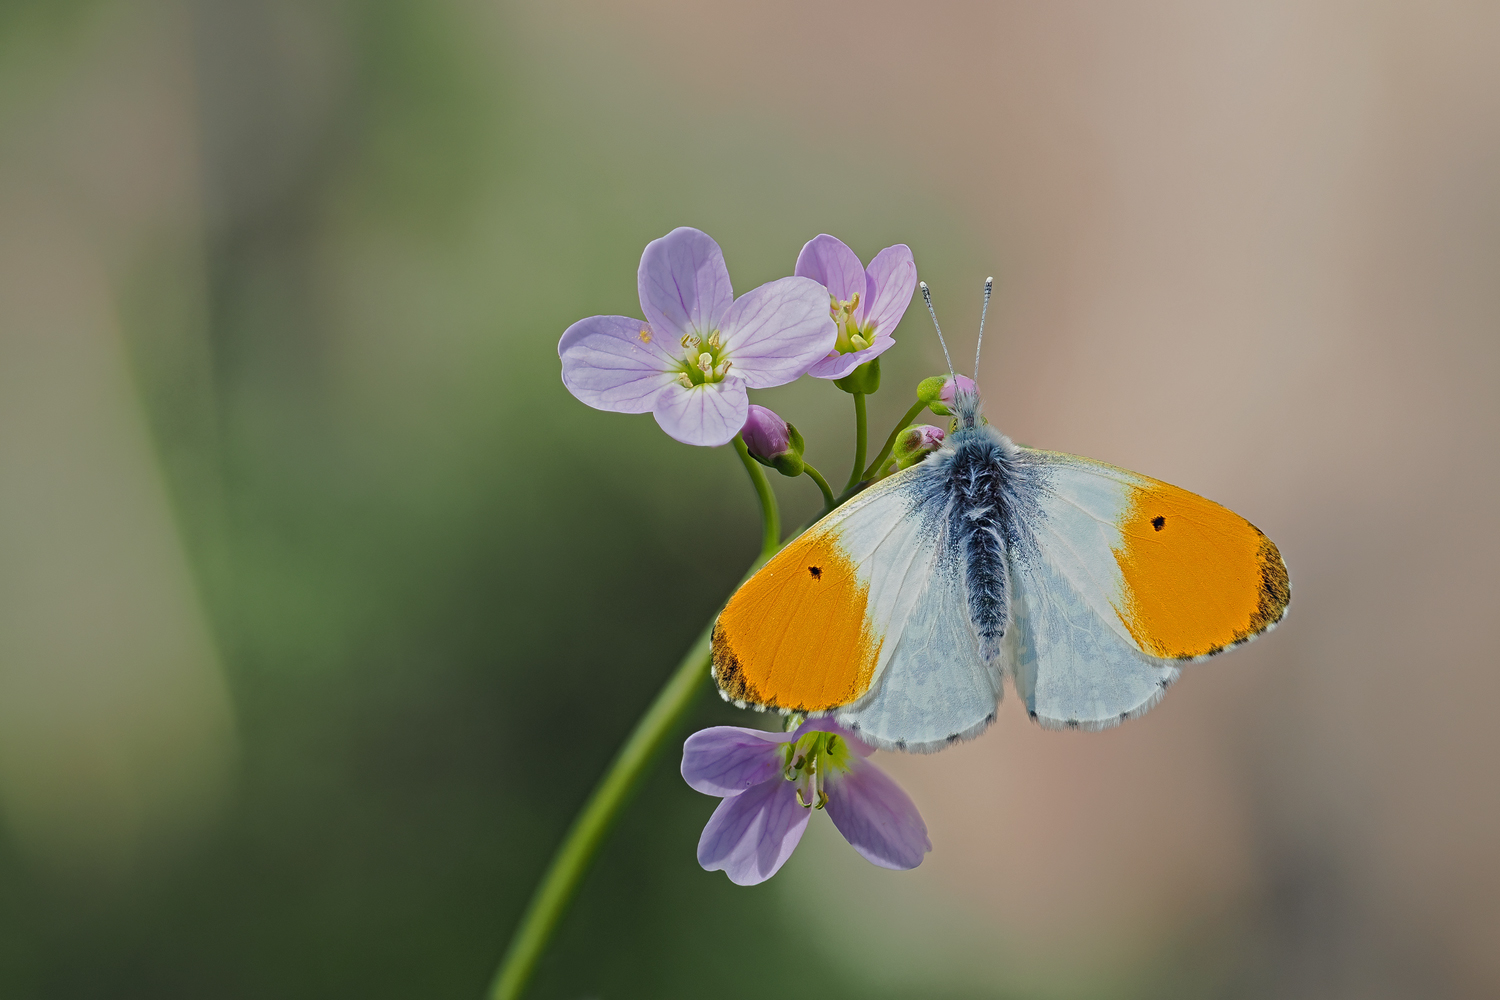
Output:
[
  {"xmin": 560, "ymin": 228, "xmax": 917, "ymax": 448},
  {"xmin": 559, "ymin": 227, "xmax": 973, "ymax": 883}
]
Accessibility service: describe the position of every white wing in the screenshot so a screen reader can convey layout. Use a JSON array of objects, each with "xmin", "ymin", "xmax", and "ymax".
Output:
[
  {"xmin": 835, "ymin": 537, "xmax": 1003, "ymax": 752},
  {"xmin": 1007, "ymin": 547, "xmax": 1180, "ymax": 730},
  {"xmin": 832, "ymin": 469, "xmax": 1004, "ymax": 754}
]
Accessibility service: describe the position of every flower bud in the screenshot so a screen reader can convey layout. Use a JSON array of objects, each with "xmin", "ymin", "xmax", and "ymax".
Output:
[
  {"xmin": 891, "ymin": 424, "xmax": 946, "ymax": 469},
  {"xmin": 741, "ymin": 405, "xmax": 806, "ymax": 477},
  {"xmin": 919, "ymin": 374, "xmax": 976, "ymax": 416}
]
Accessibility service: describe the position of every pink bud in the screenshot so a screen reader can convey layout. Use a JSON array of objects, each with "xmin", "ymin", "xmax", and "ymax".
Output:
[
  {"xmin": 892, "ymin": 424, "xmax": 946, "ymax": 469},
  {"xmin": 741, "ymin": 405, "xmax": 791, "ymax": 460},
  {"xmin": 937, "ymin": 374, "xmax": 977, "ymax": 409}
]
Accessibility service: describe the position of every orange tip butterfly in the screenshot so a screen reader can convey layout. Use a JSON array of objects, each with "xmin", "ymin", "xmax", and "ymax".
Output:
[{"xmin": 711, "ymin": 278, "xmax": 1290, "ymax": 751}]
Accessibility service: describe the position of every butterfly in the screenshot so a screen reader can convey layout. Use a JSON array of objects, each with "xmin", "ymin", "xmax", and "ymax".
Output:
[{"xmin": 711, "ymin": 280, "xmax": 1290, "ymax": 752}]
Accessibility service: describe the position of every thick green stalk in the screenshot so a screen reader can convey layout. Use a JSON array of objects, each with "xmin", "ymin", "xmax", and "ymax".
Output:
[
  {"xmin": 842, "ymin": 392, "xmax": 868, "ymax": 494},
  {"xmin": 862, "ymin": 399, "xmax": 929, "ymax": 481},
  {"xmin": 486, "ymin": 629, "xmax": 714, "ymax": 1000},
  {"xmin": 486, "ymin": 438, "xmax": 782, "ymax": 1000}
]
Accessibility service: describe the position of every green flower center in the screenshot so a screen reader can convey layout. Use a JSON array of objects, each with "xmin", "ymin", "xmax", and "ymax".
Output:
[
  {"xmin": 673, "ymin": 331, "xmax": 732, "ymax": 388},
  {"xmin": 782, "ymin": 729, "xmax": 854, "ymax": 810},
  {"xmin": 830, "ymin": 293, "xmax": 876, "ymax": 355}
]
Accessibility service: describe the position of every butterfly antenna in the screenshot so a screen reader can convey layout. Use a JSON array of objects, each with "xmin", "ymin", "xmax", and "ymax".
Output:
[
  {"xmin": 920, "ymin": 281, "xmax": 956, "ymax": 377},
  {"xmin": 974, "ymin": 276, "xmax": 993, "ymax": 379}
]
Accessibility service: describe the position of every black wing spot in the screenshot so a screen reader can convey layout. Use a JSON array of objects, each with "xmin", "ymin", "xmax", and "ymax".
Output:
[
  {"xmin": 894, "ymin": 739, "xmax": 907, "ymax": 751},
  {"xmin": 1119, "ymin": 712, "xmax": 1130, "ymax": 722},
  {"xmin": 808, "ymin": 566, "xmax": 822, "ymax": 579},
  {"xmin": 946, "ymin": 733, "xmax": 961, "ymax": 744},
  {"xmin": 1027, "ymin": 710, "xmax": 1038, "ymax": 721},
  {"xmin": 1065, "ymin": 719, "xmax": 1080, "ymax": 730},
  {"xmin": 1152, "ymin": 515, "xmax": 1166, "ymax": 531}
]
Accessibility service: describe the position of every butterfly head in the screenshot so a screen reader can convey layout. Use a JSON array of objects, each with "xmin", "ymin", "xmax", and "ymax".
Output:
[{"xmin": 951, "ymin": 383, "xmax": 984, "ymax": 431}]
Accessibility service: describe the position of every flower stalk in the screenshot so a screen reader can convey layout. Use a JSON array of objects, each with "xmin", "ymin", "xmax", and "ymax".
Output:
[
  {"xmin": 733, "ymin": 434, "xmax": 780, "ymax": 559},
  {"xmin": 487, "ymin": 439, "xmax": 785, "ymax": 1000},
  {"xmin": 863, "ymin": 398, "xmax": 930, "ymax": 481},
  {"xmin": 486, "ymin": 625, "xmax": 715, "ymax": 1000},
  {"xmin": 803, "ymin": 463, "xmax": 837, "ymax": 513},
  {"xmin": 843, "ymin": 392, "xmax": 868, "ymax": 494}
]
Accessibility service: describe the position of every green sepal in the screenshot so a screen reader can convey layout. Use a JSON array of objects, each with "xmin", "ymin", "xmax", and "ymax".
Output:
[
  {"xmin": 770, "ymin": 422, "xmax": 805, "ymax": 477},
  {"xmin": 918, "ymin": 375, "xmax": 952, "ymax": 414},
  {"xmin": 833, "ymin": 357, "xmax": 881, "ymax": 395}
]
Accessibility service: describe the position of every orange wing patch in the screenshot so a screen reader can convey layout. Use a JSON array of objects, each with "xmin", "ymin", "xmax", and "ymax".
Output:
[
  {"xmin": 712, "ymin": 527, "xmax": 883, "ymax": 712},
  {"xmin": 1112, "ymin": 479, "xmax": 1290, "ymax": 659}
]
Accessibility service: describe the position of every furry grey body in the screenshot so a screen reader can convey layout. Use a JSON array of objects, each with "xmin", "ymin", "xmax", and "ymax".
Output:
[{"xmin": 926, "ymin": 394, "xmax": 1044, "ymax": 662}]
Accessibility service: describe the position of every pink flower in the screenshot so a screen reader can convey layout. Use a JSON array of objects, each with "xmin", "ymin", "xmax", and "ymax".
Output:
[
  {"xmin": 682, "ymin": 718, "xmax": 930, "ymax": 886},
  {"xmin": 558, "ymin": 228, "xmax": 836, "ymax": 447},
  {"xmin": 794, "ymin": 235, "xmax": 918, "ymax": 381}
]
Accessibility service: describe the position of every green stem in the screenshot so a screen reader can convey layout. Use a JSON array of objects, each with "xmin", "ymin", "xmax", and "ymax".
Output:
[
  {"xmin": 486, "ymin": 626, "xmax": 715, "ymax": 1000},
  {"xmin": 733, "ymin": 434, "xmax": 780, "ymax": 558},
  {"xmin": 802, "ymin": 463, "xmax": 837, "ymax": 513},
  {"xmin": 862, "ymin": 399, "xmax": 929, "ymax": 481},
  {"xmin": 842, "ymin": 392, "xmax": 868, "ymax": 494},
  {"xmin": 486, "ymin": 437, "xmax": 787, "ymax": 1000}
]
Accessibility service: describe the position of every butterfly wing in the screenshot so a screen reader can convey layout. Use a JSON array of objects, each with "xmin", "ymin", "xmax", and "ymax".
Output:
[
  {"xmin": 831, "ymin": 532, "xmax": 1001, "ymax": 752},
  {"xmin": 1007, "ymin": 448, "xmax": 1290, "ymax": 729},
  {"xmin": 713, "ymin": 462, "xmax": 995, "ymax": 752}
]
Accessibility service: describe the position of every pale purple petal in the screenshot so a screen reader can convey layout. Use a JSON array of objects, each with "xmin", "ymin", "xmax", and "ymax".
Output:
[
  {"xmin": 805, "ymin": 335, "xmax": 896, "ymax": 380},
  {"xmin": 697, "ymin": 778, "xmax": 810, "ymax": 886},
  {"xmin": 681, "ymin": 726, "xmax": 793, "ymax": 796},
  {"xmin": 558, "ymin": 315, "xmax": 680, "ymax": 413},
  {"xmin": 824, "ymin": 756, "xmax": 929, "ymax": 870},
  {"xmin": 794, "ymin": 234, "xmax": 866, "ymax": 304},
  {"xmin": 718, "ymin": 277, "xmax": 836, "ymax": 388},
  {"xmin": 862, "ymin": 244, "xmax": 917, "ymax": 336},
  {"xmin": 638, "ymin": 227, "xmax": 734, "ymax": 342},
  {"xmin": 652, "ymin": 378, "xmax": 749, "ymax": 447}
]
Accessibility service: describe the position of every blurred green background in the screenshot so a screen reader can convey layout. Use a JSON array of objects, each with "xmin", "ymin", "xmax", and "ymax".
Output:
[{"xmin": 2, "ymin": 1, "xmax": 1497, "ymax": 998}]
